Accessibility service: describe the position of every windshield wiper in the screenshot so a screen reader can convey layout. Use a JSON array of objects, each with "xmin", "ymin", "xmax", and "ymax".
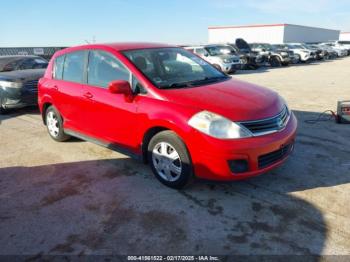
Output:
[
  {"xmin": 160, "ymin": 76, "xmax": 230, "ymax": 89},
  {"xmin": 189, "ymin": 76, "xmax": 230, "ymax": 85}
]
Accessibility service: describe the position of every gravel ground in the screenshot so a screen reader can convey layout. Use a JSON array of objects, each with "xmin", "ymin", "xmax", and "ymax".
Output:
[{"xmin": 0, "ymin": 57, "xmax": 350, "ymax": 257}]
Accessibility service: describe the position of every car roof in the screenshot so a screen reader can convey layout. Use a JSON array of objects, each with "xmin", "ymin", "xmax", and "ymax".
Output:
[
  {"xmin": 0, "ymin": 55, "xmax": 43, "ymax": 59},
  {"xmin": 205, "ymin": 44, "xmax": 230, "ymax": 47},
  {"xmin": 57, "ymin": 42, "xmax": 176, "ymax": 55}
]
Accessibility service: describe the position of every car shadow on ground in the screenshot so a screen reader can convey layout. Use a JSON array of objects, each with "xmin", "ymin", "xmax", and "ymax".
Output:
[
  {"xmin": 0, "ymin": 106, "xmax": 40, "ymax": 124},
  {"xmin": 0, "ymin": 110, "xmax": 349, "ymax": 256}
]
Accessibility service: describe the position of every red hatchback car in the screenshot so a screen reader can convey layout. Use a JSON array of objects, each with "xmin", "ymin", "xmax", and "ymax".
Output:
[{"xmin": 38, "ymin": 43, "xmax": 297, "ymax": 188}]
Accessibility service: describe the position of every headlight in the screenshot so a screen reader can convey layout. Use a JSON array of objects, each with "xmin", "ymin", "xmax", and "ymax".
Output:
[
  {"xmin": 0, "ymin": 80, "xmax": 23, "ymax": 89},
  {"xmin": 281, "ymin": 52, "xmax": 288, "ymax": 56},
  {"xmin": 223, "ymin": 58, "xmax": 231, "ymax": 63},
  {"xmin": 188, "ymin": 111, "xmax": 252, "ymax": 139},
  {"xmin": 279, "ymin": 96, "xmax": 291, "ymax": 114}
]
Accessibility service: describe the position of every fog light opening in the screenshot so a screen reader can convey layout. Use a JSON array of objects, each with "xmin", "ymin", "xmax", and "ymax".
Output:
[{"xmin": 228, "ymin": 159, "xmax": 249, "ymax": 174}]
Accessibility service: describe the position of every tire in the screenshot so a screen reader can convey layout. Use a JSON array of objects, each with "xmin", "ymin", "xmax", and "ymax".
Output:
[
  {"xmin": 45, "ymin": 106, "xmax": 70, "ymax": 142},
  {"xmin": 0, "ymin": 106, "xmax": 6, "ymax": 115},
  {"xmin": 148, "ymin": 130, "xmax": 193, "ymax": 189},
  {"xmin": 270, "ymin": 56, "xmax": 282, "ymax": 67}
]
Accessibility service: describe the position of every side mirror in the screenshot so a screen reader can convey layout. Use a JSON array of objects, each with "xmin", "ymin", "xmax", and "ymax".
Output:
[
  {"xmin": 108, "ymin": 80, "xmax": 133, "ymax": 102},
  {"xmin": 204, "ymin": 52, "xmax": 209, "ymax": 57}
]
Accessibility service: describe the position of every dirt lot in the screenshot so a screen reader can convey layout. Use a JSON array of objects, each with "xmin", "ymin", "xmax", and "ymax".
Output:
[{"xmin": 1, "ymin": 57, "xmax": 350, "ymax": 256}]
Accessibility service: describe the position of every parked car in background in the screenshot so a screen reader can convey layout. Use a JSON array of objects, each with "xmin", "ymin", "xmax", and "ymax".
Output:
[
  {"xmin": 234, "ymin": 38, "xmax": 265, "ymax": 66},
  {"xmin": 38, "ymin": 43, "xmax": 297, "ymax": 189},
  {"xmin": 226, "ymin": 43, "xmax": 260, "ymax": 69},
  {"xmin": 250, "ymin": 43, "xmax": 292, "ymax": 67},
  {"xmin": 272, "ymin": 44, "xmax": 300, "ymax": 64},
  {"xmin": 0, "ymin": 56, "xmax": 48, "ymax": 113},
  {"xmin": 319, "ymin": 43, "xmax": 348, "ymax": 57},
  {"xmin": 284, "ymin": 43, "xmax": 316, "ymax": 63},
  {"xmin": 185, "ymin": 44, "xmax": 241, "ymax": 73},
  {"xmin": 313, "ymin": 44, "xmax": 338, "ymax": 59},
  {"xmin": 334, "ymin": 41, "xmax": 350, "ymax": 55},
  {"xmin": 303, "ymin": 44, "xmax": 324, "ymax": 60}
]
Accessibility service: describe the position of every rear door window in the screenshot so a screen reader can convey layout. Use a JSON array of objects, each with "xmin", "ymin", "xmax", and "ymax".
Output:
[
  {"xmin": 53, "ymin": 55, "xmax": 65, "ymax": 80},
  {"xmin": 63, "ymin": 51, "xmax": 86, "ymax": 83},
  {"xmin": 87, "ymin": 50, "xmax": 130, "ymax": 88}
]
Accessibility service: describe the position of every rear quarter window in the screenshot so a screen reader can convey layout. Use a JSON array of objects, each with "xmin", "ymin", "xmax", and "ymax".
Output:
[{"xmin": 53, "ymin": 55, "xmax": 65, "ymax": 80}]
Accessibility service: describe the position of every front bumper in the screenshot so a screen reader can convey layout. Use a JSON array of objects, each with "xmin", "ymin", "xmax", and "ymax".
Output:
[
  {"xmin": 221, "ymin": 62, "xmax": 241, "ymax": 73},
  {"xmin": 187, "ymin": 112, "xmax": 298, "ymax": 181},
  {"xmin": 281, "ymin": 57, "xmax": 291, "ymax": 63},
  {"xmin": 0, "ymin": 87, "xmax": 37, "ymax": 109}
]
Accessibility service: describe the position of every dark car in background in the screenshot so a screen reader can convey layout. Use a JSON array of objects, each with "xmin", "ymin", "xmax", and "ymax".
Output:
[
  {"xmin": 226, "ymin": 43, "xmax": 259, "ymax": 69},
  {"xmin": 0, "ymin": 56, "xmax": 48, "ymax": 113},
  {"xmin": 250, "ymin": 43, "xmax": 293, "ymax": 67},
  {"xmin": 234, "ymin": 38, "xmax": 265, "ymax": 67}
]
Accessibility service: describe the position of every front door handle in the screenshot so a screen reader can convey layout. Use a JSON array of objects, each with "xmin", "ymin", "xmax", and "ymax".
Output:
[
  {"xmin": 52, "ymin": 85, "xmax": 58, "ymax": 91},
  {"xmin": 83, "ymin": 92, "xmax": 93, "ymax": 99}
]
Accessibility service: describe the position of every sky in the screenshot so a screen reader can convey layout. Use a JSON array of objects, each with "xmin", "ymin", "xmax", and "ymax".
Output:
[{"xmin": 1, "ymin": 0, "xmax": 350, "ymax": 47}]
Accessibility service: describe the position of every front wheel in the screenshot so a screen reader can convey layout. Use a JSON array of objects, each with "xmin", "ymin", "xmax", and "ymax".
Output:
[
  {"xmin": 45, "ymin": 106, "xmax": 70, "ymax": 142},
  {"xmin": 270, "ymin": 56, "xmax": 282, "ymax": 67},
  {"xmin": 0, "ymin": 106, "xmax": 6, "ymax": 115},
  {"xmin": 148, "ymin": 131, "xmax": 193, "ymax": 189}
]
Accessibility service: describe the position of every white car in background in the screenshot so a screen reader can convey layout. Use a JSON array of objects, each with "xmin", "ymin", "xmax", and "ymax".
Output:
[
  {"xmin": 286, "ymin": 43, "xmax": 316, "ymax": 62},
  {"xmin": 334, "ymin": 41, "xmax": 350, "ymax": 54},
  {"xmin": 319, "ymin": 43, "xmax": 348, "ymax": 57},
  {"xmin": 185, "ymin": 45, "xmax": 241, "ymax": 74}
]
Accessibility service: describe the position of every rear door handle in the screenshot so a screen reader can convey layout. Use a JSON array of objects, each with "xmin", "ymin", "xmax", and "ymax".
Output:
[{"xmin": 83, "ymin": 92, "xmax": 93, "ymax": 99}]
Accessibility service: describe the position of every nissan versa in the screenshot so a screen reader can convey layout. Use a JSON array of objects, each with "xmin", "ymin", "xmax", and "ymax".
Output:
[{"xmin": 38, "ymin": 43, "xmax": 297, "ymax": 189}]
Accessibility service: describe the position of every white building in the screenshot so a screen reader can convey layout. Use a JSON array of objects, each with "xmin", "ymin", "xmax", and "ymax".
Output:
[
  {"xmin": 339, "ymin": 32, "xmax": 350, "ymax": 41},
  {"xmin": 208, "ymin": 23, "xmax": 340, "ymax": 44}
]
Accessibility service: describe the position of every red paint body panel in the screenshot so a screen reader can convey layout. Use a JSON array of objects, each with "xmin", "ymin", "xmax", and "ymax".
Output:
[{"xmin": 38, "ymin": 43, "xmax": 297, "ymax": 181}]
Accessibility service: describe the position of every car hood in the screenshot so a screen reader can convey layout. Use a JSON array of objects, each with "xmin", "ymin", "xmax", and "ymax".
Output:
[
  {"xmin": 236, "ymin": 38, "xmax": 251, "ymax": 51},
  {"xmin": 216, "ymin": 54, "xmax": 239, "ymax": 60},
  {"xmin": 0, "ymin": 69, "xmax": 45, "ymax": 82},
  {"xmin": 161, "ymin": 78, "xmax": 284, "ymax": 121}
]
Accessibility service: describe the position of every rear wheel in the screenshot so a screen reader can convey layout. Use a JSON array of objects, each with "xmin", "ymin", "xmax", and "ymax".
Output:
[
  {"xmin": 148, "ymin": 131, "xmax": 193, "ymax": 189},
  {"xmin": 45, "ymin": 106, "xmax": 70, "ymax": 142}
]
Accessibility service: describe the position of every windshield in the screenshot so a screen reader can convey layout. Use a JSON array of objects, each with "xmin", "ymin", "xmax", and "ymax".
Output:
[
  {"xmin": 261, "ymin": 44, "xmax": 273, "ymax": 50},
  {"xmin": 205, "ymin": 45, "xmax": 236, "ymax": 56},
  {"xmin": 123, "ymin": 47, "xmax": 229, "ymax": 89},
  {"xmin": 274, "ymin": 45, "xmax": 287, "ymax": 50},
  {"xmin": 287, "ymin": 44, "xmax": 304, "ymax": 49}
]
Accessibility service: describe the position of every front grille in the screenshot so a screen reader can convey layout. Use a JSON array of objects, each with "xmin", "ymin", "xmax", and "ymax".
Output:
[
  {"xmin": 24, "ymin": 80, "xmax": 38, "ymax": 92},
  {"xmin": 258, "ymin": 143, "xmax": 293, "ymax": 169},
  {"xmin": 240, "ymin": 106, "xmax": 290, "ymax": 136}
]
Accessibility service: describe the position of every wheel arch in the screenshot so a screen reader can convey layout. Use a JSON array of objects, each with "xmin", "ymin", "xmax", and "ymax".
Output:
[
  {"xmin": 41, "ymin": 102, "xmax": 52, "ymax": 125},
  {"xmin": 141, "ymin": 126, "xmax": 169, "ymax": 163},
  {"xmin": 141, "ymin": 121, "xmax": 192, "ymax": 164}
]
